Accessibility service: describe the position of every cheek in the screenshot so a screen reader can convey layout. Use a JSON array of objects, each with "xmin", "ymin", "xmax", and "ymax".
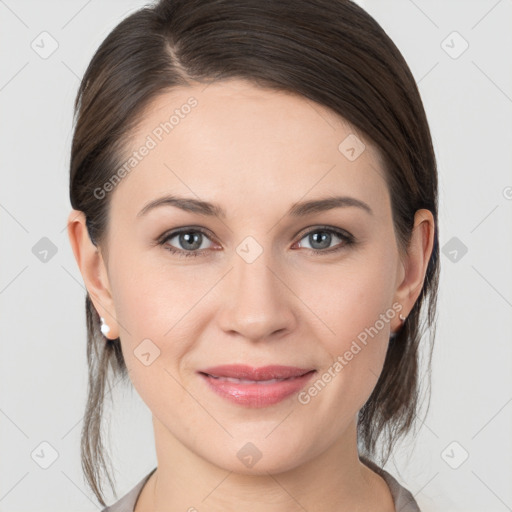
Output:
[
  {"xmin": 109, "ymin": 245, "xmax": 205, "ymax": 340},
  {"xmin": 295, "ymin": 251, "xmax": 396, "ymax": 410},
  {"xmin": 107, "ymin": 251, "xmax": 208, "ymax": 399},
  {"xmin": 299, "ymin": 250, "xmax": 396, "ymax": 352}
]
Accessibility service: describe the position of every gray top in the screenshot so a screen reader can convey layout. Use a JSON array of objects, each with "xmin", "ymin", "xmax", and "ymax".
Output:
[{"xmin": 102, "ymin": 458, "xmax": 420, "ymax": 511}]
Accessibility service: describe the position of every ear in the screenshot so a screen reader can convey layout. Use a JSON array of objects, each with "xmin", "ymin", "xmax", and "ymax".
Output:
[
  {"xmin": 392, "ymin": 208, "xmax": 435, "ymax": 331},
  {"xmin": 67, "ymin": 209, "xmax": 119, "ymax": 339}
]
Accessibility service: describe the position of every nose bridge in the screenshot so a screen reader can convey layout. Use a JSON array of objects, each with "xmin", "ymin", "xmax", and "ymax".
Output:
[{"xmin": 217, "ymin": 240, "xmax": 295, "ymax": 340}]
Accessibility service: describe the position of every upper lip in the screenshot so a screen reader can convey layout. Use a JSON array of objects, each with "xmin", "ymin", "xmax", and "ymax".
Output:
[{"xmin": 199, "ymin": 364, "xmax": 315, "ymax": 380}]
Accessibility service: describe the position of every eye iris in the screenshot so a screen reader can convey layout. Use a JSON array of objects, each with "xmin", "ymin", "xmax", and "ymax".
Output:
[
  {"xmin": 310, "ymin": 231, "xmax": 331, "ymax": 250},
  {"xmin": 180, "ymin": 232, "xmax": 202, "ymax": 251}
]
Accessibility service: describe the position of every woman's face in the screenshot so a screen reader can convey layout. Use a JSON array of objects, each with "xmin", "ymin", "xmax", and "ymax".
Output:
[{"xmin": 91, "ymin": 79, "xmax": 413, "ymax": 473}]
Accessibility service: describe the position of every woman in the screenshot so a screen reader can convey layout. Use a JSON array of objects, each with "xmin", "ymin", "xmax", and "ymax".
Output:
[{"xmin": 67, "ymin": 0, "xmax": 439, "ymax": 510}]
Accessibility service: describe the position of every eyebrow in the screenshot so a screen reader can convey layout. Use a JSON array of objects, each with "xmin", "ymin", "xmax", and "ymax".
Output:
[{"xmin": 136, "ymin": 194, "xmax": 373, "ymax": 219}]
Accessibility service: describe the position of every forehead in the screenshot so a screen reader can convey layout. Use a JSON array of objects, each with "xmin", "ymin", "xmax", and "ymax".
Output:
[{"xmin": 112, "ymin": 78, "xmax": 389, "ymax": 218}]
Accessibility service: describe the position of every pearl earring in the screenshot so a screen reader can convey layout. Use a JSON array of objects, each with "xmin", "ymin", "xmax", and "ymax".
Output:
[
  {"xmin": 100, "ymin": 317, "xmax": 111, "ymax": 336},
  {"xmin": 399, "ymin": 313, "xmax": 406, "ymax": 322}
]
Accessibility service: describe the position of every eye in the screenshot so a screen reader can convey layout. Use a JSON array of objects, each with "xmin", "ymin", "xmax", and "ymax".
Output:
[
  {"xmin": 293, "ymin": 226, "xmax": 355, "ymax": 254},
  {"xmin": 157, "ymin": 228, "xmax": 217, "ymax": 258},
  {"xmin": 157, "ymin": 225, "xmax": 355, "ymax": 259}
]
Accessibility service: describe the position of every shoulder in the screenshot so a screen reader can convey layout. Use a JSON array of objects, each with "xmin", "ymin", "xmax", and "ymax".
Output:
[
  {"xmin": 360, "ymin": 456, "xmax": 422, "ymax": 512},
  {"xmin": 101, "ymin": 468, "xmax": 157, "ymax": 512}
]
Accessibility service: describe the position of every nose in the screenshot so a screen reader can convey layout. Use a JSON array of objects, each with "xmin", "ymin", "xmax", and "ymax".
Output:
[{"xmin": 216, "ymin": 248, "xmax": 297, "ymax": 342}]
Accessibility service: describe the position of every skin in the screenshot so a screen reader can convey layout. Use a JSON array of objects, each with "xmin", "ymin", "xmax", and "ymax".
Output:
[{"xmin": 68, "ymin": 78, "xmax": 434, "ymax": 512}]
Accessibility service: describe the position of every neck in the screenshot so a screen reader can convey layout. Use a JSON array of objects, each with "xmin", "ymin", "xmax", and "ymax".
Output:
[{"xmin": 136, "ymin": 416, "xmax": 394, "ymax": 512}]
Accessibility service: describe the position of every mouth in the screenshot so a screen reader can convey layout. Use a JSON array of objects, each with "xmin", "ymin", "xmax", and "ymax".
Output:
[
  {"xmin": 197, "ymin": 365, "xmax": 316, "ymax": 407},
  {"xmin": 199, "ymin": 364, "xmax": 315, "ymax": 380}
]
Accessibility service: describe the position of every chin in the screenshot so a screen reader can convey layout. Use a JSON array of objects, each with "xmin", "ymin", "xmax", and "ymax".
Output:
[{"xmin": 197, "ymin": 433, "xmax": 315, "ymax": 476}]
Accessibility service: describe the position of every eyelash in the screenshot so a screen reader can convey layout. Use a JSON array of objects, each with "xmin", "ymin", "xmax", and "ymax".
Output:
[{"xmin": 156, "ymin": 226, "xmax": 355, "ymax": 259}]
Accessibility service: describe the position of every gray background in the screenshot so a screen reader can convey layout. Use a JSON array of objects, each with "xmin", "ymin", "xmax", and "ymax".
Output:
[{"xmin": 1, "ymin": 0, "xmax": 511, "ymax": 510}]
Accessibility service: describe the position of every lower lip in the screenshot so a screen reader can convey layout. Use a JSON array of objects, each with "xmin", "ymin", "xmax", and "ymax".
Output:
[{"xmin": 198, "ymin": 371, "xmax": 316, "ymax": 407}]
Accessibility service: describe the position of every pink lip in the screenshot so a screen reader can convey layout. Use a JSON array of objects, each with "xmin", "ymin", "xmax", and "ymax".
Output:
[{"xmin": 198, "ymin": 365, "xmax": 316, "ymax": 407}]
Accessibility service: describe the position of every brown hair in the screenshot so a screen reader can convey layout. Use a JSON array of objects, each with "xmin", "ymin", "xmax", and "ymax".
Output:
[{"xmin": 69, "ymin": 0, "xmax": 439, "ymax": 505}]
